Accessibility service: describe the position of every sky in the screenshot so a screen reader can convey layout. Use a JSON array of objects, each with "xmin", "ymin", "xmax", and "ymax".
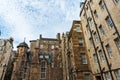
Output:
[{"xmin": 0, "ymin": 0, "xmax": 84, "ymax": 50}]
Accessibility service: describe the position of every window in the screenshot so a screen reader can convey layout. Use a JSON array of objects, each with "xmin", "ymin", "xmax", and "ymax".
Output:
[
  {"xmin": 90, "ymin": 0, "xmax": 93, "ymax": 4},
  {"xmin": 39, "ymin": 55, "xmax": 44, "ymax": 59},
  {"xmin": 106, "ymin": 16, "xmax": 114, "ymax": 28},
  {"xmin": 76, "ymin": 26, "xmax": 82, "ymax": 32},
  {"xmin": 105, "ymin": 72, "xmax": 111, "ymax": 80},
  {"xmin": 93, "ymin": 54, "xmax": 98, "ymax": 63},
  {"xmin": 81, "ymin": 54, "xmax": 87, "ymax": 64},
  {"xmin": 114, "ymin": 70, "xmax": 120, "ymax": 80},
  {"xmin": 106, "ymin": 44, "xmax": 113, "ymax": 58},
  {"xmin": 40, "ymin": 61, "xmax": 46, "ymax": 79},
  {"xmin": 114, "ymin": 0, "xmax": 119, "ymax": 3},
  {"xmin": 51, "ymin": 45, "xmax": 54, "ymax": 49},
  {"xmin": 94, "ymin": 32, "xmax": 99, "ymax": 42},
  {"xmin": 89, "ymin": 38, "xmax": 93, "ymax": 46},
  {"xmin": 45, "ymin": 55, "xmax": 49, "ymax": 59},
  {"xmin": 79, "ymin": 38, "xmax": 84, "ymax": 47},
  {"xmin": 99, "ymin": 25, "xmax": 105, "ymax": 35},
  {"xmin": 89, "ymin": 18, "xmax": 94, "ymax": 27},
  {"xmin": 40, "ymin": 45, "xmax": 43, "ymax": 49},
  {"xmin": 83, "ymin": 13, "xmax": 87, "ymax": 19},
  {"xmin": 99, "ymin": 50, "xmax": 105, "ymax": 62},
  {"xmin": 99, "ymin": 0, "xmax": 104, "ymax": 10},
  {"xmin": 94, "ymin": 10, "xmax": 98, "ymax": 18},
  {"xmin": 86, "ymin": 24, "xmax": 90, "ymax": 34},
  {"xmin": 51, "ymin": 63, "xmax": 54, "ymax": 68},
  {"xmin": 0, "ymin": 47, "xmax": 3, "ymax": 51},
  {"xmin": 115, "ymin": 37, "xmax": 120, "ymax": 50},
  {"xmin": 85, "ymin": 74, "xmax": 91, "ymax": 80}
]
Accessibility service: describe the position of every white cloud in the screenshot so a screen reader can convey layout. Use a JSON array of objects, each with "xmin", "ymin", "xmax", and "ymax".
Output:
[{"xmin": 0, "ymin": 0, "xmax": 84, "ymax": 50}]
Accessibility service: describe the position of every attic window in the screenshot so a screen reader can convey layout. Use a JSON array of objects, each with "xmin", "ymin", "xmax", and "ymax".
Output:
[{"xmin": 75, "ymin": 25, "xmax": 82, "ymax": 32}]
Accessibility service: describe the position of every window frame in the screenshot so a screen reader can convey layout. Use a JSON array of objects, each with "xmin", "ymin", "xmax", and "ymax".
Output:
[
  {"xmin": 78, "ymin": 38, "xmax": 84, "ymax": 47},
  {"xmin": 105, "ymin": 16, "xmax": 114, "ymax": 28},
  {"xmin": 85, "ymin": 74, "xmax": 91, "ymax": 80},
  {"xmin": 114, "ymin": 37, "xmax": 120, "ymax": 50},
  {"xmin": 99, "ymin": 25, "xmax": 105, "ymax": 35},
  {"xmin": 99, "ymin": 50, "xmax": 105, "ymax": 62},
  {"xmin": 40, "ymin": 61, "xmax": 47, "ymax": 79},
  {"xmin": 99, "ymin": 0, "xmax": 105, "ymax": 10},
  {"xmin": 93, "ymin": 54, "xmax": 98, "ymax": 63},
  {"xmin": 106, "ymin": 44, "xmax": 113, "ymax": 58},
  {"xmin": 94, "ymin": 32, "xmax": 99, "ymax": 42},
  {"xmin": 94, "ymin": 10, "xmax": 98, "ymax": 18},
  {"xmin": 105, "ymin": 72, "xmax": 111, "ymax": 80},
  {"xmin": 89, "ymin": 38, "xmax": 93, "ymax": 47},
  {"xmin": 114, "ymin": 70, "xmax": 120, "ymax": 80},
  {"xmin": 114, "ymin": 0, "xmax": 119, "ymax": 4},
  {"xmin": 81, "ymin": 53, "xmax": 87, "ymax": 64}
]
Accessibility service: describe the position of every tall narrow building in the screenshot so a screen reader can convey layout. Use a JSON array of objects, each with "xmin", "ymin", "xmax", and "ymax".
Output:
[
  {"xmin": 61, "ymin": 20, "xmax": 92, "ymax": 80},
  {"xmin": 11, "ymin": 42, "xmax": 29, "ymax": 80},
  {"xmin": 80, "ymin": 0, "xmax": 120, "ymax": 80},
  {"xmin": 0, "ymin": 38, "xmax": 14, "ymax": 80}
]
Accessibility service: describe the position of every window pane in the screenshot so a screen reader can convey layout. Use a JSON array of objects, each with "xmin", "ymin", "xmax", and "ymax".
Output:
[
  {"xmin": 106, "ymin": 16, "xmax": 114, "ymax": 28},
  {"xmin": 85, "ymin": 74, "xmax": 91, "ymax": 80},
  {"xmin": 41, "ymin": 62, "xmax": 46, "ymax": 68},
  {"xmin": 94, "ymin": 32, "xmax": 99, "ymax": 42},
  {"xmin": 114, "ymin": 0, "xmax": 119, "ymax": 3},
  {"xmin": 79, "ymin": 38, "xmax": 84, "ymax": 47},
  {"xmin": 93, "ymin": 54, "xmax": 98, "ymax": 63},
  {"xmin": 99, "ymin": 25, "xmax": 105, "ymax": 35},
  {"xmin": 89, "ymin": 38, "xmax": 93, "ymax": 46},
  {"xmin": 106, "ymin": 44, "xmax": 113, "ymax": 58},
  {"xmin": 76, "ymin": 26, "xmax": 82, "ymax": 32},
  {"xmin": 81, "ymin": 54, "xmax": 87, "ymax": 64},
  {"xmin": 99, "ymin": 50, "xmax": 105, "ymax": 62},
  {"xmin": 115, "ymin": 37, "xmax": 120, "ymax": 50},
  {"xmin": 41, "ymin": 68, "xmax": 45, "ymax": 72},
  {"xmin": 99, "ymin": 0, "xmax": 104, "ymax": 10},
  {"xmin": 41, "ymin": 73, "xmax": 45, "ymax": 78},
  {"xmin": 94, "ymin": 10, "xmax": 98, "ymax": 18},
  {"xmin": 40, "ymin": 61, "xmax": 46, "ymax": 79},
  {"xmin": 114, "ymin": 70, "xmax": 120, "ymax": 80},
  {"xmin": 105, "ymin": 72, "xmax": 111, "ymax": 80}
]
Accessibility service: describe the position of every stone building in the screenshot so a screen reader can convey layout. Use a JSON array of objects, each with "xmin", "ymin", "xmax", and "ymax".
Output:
[
  {"xmin": 29, "ymin": 33, "xmax": 63, "ymax": 80},
  {"xmin": 61, "ymin": 20, "xmax": 92, "ymax": 80},
  {"xmin": 11, "ymin": 41, "xmax": 29, "ymax": 80},
  {"xmin": 0, "ymin": 38, "xmax": 14, "ymax": 80},
  {"xmin": 29, "ymin": 47, "xmax": 40, "ymax": 80},
  {"xmin": 80, "ymin": 0, "xmax": 120, "ymax": 80}
]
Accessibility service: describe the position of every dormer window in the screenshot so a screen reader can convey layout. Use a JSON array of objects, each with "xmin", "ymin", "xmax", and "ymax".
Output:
[
  {"xmin": 40, "ymin": 55, "xmax": 43, "ymax": 59},
  {"xmin": 45, "ymin": 55, "xmax": 49, "ymax": 59}
]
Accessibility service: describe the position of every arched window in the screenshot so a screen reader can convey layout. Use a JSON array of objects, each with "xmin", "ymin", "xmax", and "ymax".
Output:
[{"xmin": 40, "ymin": 61, "xmax": 46, "ymax": 79}]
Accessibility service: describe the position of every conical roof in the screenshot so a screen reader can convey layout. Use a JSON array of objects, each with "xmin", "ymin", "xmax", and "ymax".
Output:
[{"xmin": 17, "ymin": 42, "xmax": 29, "ymax": 48}]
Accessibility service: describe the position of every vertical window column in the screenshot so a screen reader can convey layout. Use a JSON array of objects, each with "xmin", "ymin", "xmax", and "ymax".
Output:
[{"xmin": 40, "ymin": 61, "xmax": 46, "ymax": 79}]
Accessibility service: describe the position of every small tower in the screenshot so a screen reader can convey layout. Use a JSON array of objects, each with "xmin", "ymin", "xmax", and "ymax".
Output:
[{"xmin": 11, "ymin": 42, "xmax": 29, "ymax": 80}]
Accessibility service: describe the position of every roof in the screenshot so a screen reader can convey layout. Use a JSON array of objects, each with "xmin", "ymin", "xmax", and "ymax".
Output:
[
  {"xmin": 17, "ymin": 42, "xmax": 29, "ymax": 48},
  {"xmin": 40, "ymin": 38, "xmax": 58, "ymax": 41}
]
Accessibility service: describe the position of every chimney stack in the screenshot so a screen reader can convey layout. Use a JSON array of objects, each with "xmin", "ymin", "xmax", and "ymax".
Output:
[{"xmin": 56, "ymin": 33, "xmax": 60, "ymax": 41}]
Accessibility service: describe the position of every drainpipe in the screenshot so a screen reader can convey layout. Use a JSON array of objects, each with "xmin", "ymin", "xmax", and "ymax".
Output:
[
  {"xmin": 102, "ymin": 0, "xmax": 120, "ymax": 38},
  {"xmin": 83, "ymin": 3, "xmax": 104, "ymax": 80},
  {"xmin": 88, "ymin": 1, "xmax": 114, "ymax": 80}
]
